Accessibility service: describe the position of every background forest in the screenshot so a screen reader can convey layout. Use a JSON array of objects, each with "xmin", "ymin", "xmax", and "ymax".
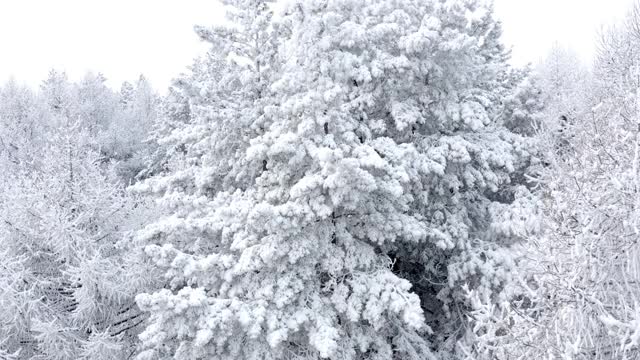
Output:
[{"xmin": 1, "ymin": 0, "xmax": 640, "ymax": 359}]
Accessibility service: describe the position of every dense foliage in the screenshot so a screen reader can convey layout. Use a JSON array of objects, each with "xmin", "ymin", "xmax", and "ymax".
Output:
[{"xmin": 2, "ymin": 1, "xmax": 640, "ymax": 359}]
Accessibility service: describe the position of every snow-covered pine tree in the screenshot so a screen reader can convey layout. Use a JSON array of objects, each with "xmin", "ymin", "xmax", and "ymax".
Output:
[
  {"xmin": 502, "ymin": 67, "xmax": 545, "ymax": 137},
  {"xmin": 136, "ymin": 0, "xmax": 282, "ymax": 184},
  {"xmin": 135, "ymin": 0, "xmax": 539, "ymax": 359},
  {"xmin": 135, "ymin": 44, "xmax": 242, "ymax": 183}
]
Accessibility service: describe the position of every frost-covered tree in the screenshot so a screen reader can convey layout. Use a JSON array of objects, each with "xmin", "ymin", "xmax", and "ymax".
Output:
[
  {"xmin": 535, "ymin": 44, "xmax": 591, "ymax": 134},
  {"xmin": 135, "ymin": 1, "xmax": 540, "ymax": 359},
  {"xmin": 36, "ymin": 69, "xmax": 160, "ymax": 184},
  {"xmin": 497, "ymin": 3, "xmax": 640, "ymax": 359},
  {"xmin": 593, "ymin": 5, "xmax": 640, "ymax": 103},
  {"xmin": 100, "ymin": 75, "xmax": 159, "ymax": 183},
  {"xmin": 120, "ymin": 81, "xmax": 136, "ymax": 107},
  {"xmin": 39, "ymin": 70, "xmax": 79, "ymax": 128},
  {"xmin": 76, "ymin": 72, "xmax": 118, "ymax": 134},
  {"xmin": 0, "ymin": 79, "xmax": 47, "ymax": 167},
  {"xmin": 501, "ymin": 85, "xmax": 640, "ymax": 360},
  {"xmin": 530, "ymin": 44, "xmax": 593, "ymax": 165},
  {"xmin": 0, "ymin": 76, "xmax": 158, "ymax": 359}
]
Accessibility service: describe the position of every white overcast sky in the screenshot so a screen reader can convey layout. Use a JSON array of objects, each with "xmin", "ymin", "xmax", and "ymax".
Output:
[{"xmin": 0, "ymin": 0, "xmax": 635, "ymax": 91}]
